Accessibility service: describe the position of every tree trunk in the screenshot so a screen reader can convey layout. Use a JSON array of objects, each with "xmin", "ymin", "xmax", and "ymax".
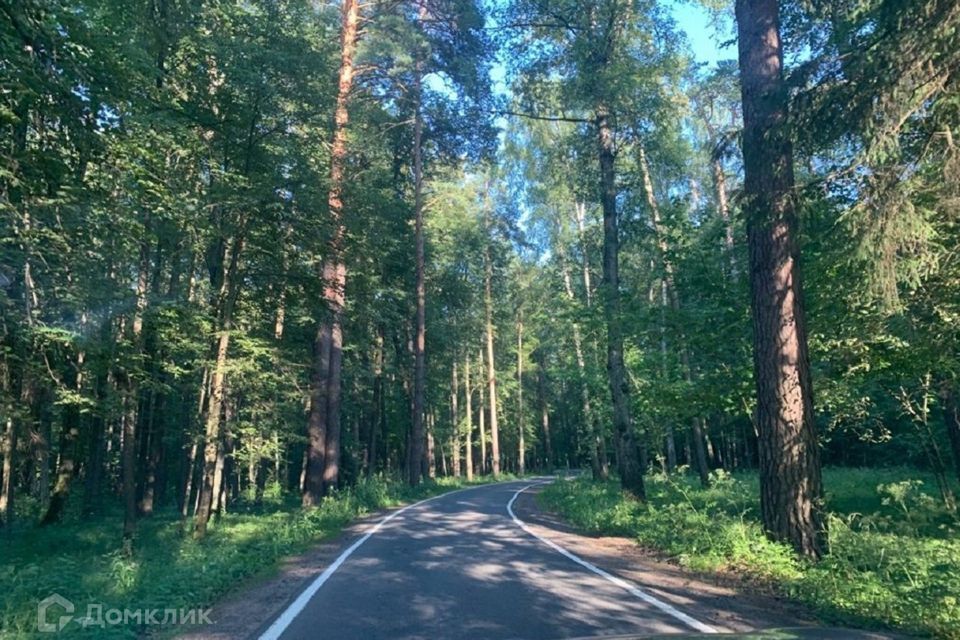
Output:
[
  {"xmin": 736, "ymin": 0, "xmax": 824, "ymax": 558},
  {"xmin": 33, "ymin": 399, "xmax": 51, "ymax": 506},
  {"xmin": 596, "ymin": 107, "xmax": 645, "ymax": 499},
  {"xmin": 516, "ymin": 312, "xmax": 525, "ymax": 476},
  {"xmin": 122, "ymin": 234, "xmax": 150, "ymax": 554},
  {"xmin": 574, "ymin": 201, "xmax": 594, "ymax": 307},
  {"xmin": 138, "ymin": 389, "xmax": 163, "ymax": 517},
  {"xmin": 478, "ymin": 350, "xmax": 487, "ymax": 475},
  {"xmin": 368, "ymin": 327, "xmax": 384, "ymax": 477},
  {"xmin": 304, "ymin": 323, "xmax": 330, "ymax": 505},
  {"xmin": 409, "ymin": 62, "xmax": 427, "ymax": 487},
  {"xmin": 451, "ymin": 362, "xmax": 461, "ymax": 477},
  {"xmin": 40, "ymin": 352, "xmax": 85, "ymax": 525},
  {"xmin": 322, "ymin": 305, "xmax": 344, "ymax": 492},
  {"xmin": 535, "ymin": 351, "xmax": 553, "ymax": 469},
  {"xmin": 484, "ymin": 201, "xmax": 501, "ymax": 478},
  {"xmin": 713, "ymin": 158, "xmax": 736, "ymax": 274},
  {"xmin": 0, "ymin": 416, "xmax": 15, "ymax": 525},
  {"xmin": 211, "ymin": 437, "xmax": 225, "ymax": 514},
  {"xmin": 464, "ymin": 354, "xmax": 474, "ymax": 481},
  {"xmin": 304, "ymin": 0, "xmax": 359, "ymax": 503},
  {"xmin": 426, "ymin": 413, "xmax": 436, "ymax": 480},
  {"xmin": 180, "ymin": 440, "xmax": 198, "ymax": 519},
  {"xmin": 194, "ymin": 236, "xmax": 242, "ymax": 538},
  {"xmin": 82, "ymin": 381, "xmax": 106, "ymax": 519}
]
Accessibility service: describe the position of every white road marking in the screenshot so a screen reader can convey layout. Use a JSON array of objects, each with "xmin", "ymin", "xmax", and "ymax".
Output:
[
  {"xmin": 258, "ymin": 480, "xmax": 526, "ymax": 640},
  {"xmin": 506, "ymin": 482, "xmax": 718, "ymax": 634}
]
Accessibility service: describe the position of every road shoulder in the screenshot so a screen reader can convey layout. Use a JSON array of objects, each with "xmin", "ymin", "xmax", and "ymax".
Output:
[{"xmin": 510, "ymin": 483, "xmax": 821, "ymax": 634}]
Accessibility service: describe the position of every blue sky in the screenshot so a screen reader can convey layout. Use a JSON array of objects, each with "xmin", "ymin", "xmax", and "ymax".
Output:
[{"xmin": 669, "ymin": 0, "xmax": 736, "ymax": 66}]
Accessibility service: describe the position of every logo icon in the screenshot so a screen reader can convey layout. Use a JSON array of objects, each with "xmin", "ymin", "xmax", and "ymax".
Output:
[{"xmin": 38, "ymin": 594, "xmax": 74, "ymax": 633}]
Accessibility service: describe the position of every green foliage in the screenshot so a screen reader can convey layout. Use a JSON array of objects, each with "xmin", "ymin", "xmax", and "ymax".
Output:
[{"xmin": 540, "ymin": 468, "xmax": 960, "ymax": 638}]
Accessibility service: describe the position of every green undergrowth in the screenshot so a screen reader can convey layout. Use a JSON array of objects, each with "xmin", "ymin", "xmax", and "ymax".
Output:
[
  {"xmin": 539, "ymin": 467, "xmax": 960, "ymax": 639},
  {"xmin": 0, "ymin": 474, "xmax": 515, "ymax": 639}
]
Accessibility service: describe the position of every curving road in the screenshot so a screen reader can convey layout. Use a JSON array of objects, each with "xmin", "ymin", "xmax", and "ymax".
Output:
[{"xmin": 256, "ymin": 478, "xmax": 721, "ymax": 640}]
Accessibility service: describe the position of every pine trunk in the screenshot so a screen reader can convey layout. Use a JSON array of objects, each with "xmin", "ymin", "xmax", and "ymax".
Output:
[
  {"xmin": 304, "ymin": 0, "xmax": 359, "ymax": 503},
  {"xmin": 736, "ymin": 0, "xmax": 824, "ymax": 558}
]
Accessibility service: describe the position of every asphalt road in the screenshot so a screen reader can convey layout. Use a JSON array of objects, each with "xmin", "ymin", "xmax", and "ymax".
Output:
[{"xmin": 257, "ymin": 478, "xmax": 722, "ymax": 640}]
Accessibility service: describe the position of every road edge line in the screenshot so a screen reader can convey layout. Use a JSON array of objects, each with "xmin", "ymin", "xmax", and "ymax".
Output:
[{"xmin": 506, "ymin": 482, "xmax": 718, "ymax": 635}]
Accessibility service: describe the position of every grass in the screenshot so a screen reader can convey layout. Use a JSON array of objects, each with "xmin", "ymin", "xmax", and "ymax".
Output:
[
  {"xmin": 0, "ymin": 474, "xmax": 516, "ymax": 639},
  {"xmin": 538, "ymin": 467, "xmax": 960, "ymax": 639}
]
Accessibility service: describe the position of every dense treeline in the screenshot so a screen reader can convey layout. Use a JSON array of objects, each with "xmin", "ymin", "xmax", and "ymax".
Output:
[{"xmin": 1, "ymin": 0, "xmax": 958, "ymax": 567}]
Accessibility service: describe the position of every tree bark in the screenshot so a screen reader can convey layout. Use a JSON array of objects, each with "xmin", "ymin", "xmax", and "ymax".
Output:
[
  {"xmin": 478, "ymin": 350, "xmax": 487, "ymax": 475},
  {"xmin": 736, "ymin": 0, "xmax": 824, "ymax": 558},
  {"xmin": 516, "ymin": 312, "xmax": 525, "ymax": 476},
  {"xmin": 368, "ymin": 326, "xmax": 385, "ymax": 477},
  {"xmin": 122, "ymin": 234, "xmax": 150, "ymax": 554},
  {"xmin": 180, "ymin": 440, "xmax": 199, "ymax": 518},
  {"xmin": 596, "ymin": 106, "xmax": 645, "ymax": 499},
  {"xmin": 194, "ymin": 235, "xmax": 242, "ymax": 538},
  {"xmin": 484, "ymin": 200, "xmax": 501, "ymax": 477},
  {"xmin": 451, "ymin": 362, "xmax": 461, "ymax": 477},
  {"xmin": 426, "ymin": 412, "xmax": 436, "ymax": 479},
  {"xmin": 40, "ymin": 351, "xmax": 84, "ymax": 525},
  {"xmin": 713, "ymin": 158, "xmax": 736, "ymax": 274},
  {"xmin": 409, "ymin": 62, "xmax": 427, "ymax": 486},
  {"xmin": 535, "ymin": 350, "xmax": 553, "ymax": 469},
  {"xmin": 0, "ymin": 416, "xmax": 15, "ymax": 525},
  {"xmin": 464, "ymin": 354, "xmax": 474, "ymax": 481},
  {"xmin": 304, "ymin": 0, "xmax": 360, "ymax": 503}
]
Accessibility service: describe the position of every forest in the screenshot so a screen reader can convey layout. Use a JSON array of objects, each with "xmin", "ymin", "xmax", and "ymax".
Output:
[{"xmin": 1, "ymin": 0, "xmax": 959, "ymax": 637}]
